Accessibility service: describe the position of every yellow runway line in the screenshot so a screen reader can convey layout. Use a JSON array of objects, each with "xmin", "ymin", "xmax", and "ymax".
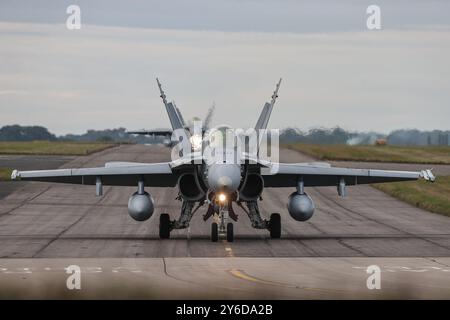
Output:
[
  {"xmin": 228, "ymin": 269, "xmax": 298, "ymax": 288},
  {"xmin": 228, "ymin": 269, "xmax": 345, "ymax": 293}
]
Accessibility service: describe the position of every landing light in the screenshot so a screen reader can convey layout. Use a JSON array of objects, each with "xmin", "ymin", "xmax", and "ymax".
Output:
[
  {"xmin": 218, "ymin": 193, "xmax": 227, "ymax": 203},
  {"xmin": 189, "ymin": 134, "xmax": 203, "ymax": 151}
]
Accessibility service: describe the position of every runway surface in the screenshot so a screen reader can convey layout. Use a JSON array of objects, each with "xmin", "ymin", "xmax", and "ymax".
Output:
[
  {"xmin": 1, "ymin": 144, "xmax": 449, "ymax": 298},
  {"xmin": 1, "ymin": 257, "xmax": 450, "ymax": 299}
]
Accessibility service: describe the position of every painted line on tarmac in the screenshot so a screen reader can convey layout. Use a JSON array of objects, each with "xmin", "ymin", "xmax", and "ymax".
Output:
[
  {"xmin": 228, "ymin": 269, "xmax": 346, "ymax": 293},
  {"xmin": 222, "ymin": 239, "xmax": 234, "ymax": 257}
]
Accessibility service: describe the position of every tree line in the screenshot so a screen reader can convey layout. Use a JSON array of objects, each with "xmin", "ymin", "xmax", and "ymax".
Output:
[{"xmin": 0, "ymin": 125, "xmax": 449, "ymax": 146}]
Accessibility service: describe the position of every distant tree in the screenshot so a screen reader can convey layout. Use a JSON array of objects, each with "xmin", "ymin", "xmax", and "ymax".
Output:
[
  {"xmin": 97, "ymin": 136, "xmax": 114, "ymax": 142},
  {"xmin": 2, "ymin": 124, "xmax": 447, "ymax": 146},
  {"xmin": 280, "ymin": 128, "xmax": 304, "ymax": 143},
  {"xmin": 280, "ymin": 126, "xmax": 356, "ymax": 144},
  {"xmin": 0, "ymin": 125, "xmax": 57, "ymax": 141},
  {"xmin": 388, "ymin": 129, "xmax": 428, "ymax": 146}
]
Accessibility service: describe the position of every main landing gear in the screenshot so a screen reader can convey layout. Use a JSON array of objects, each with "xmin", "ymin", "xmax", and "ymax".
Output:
[
  {"xmin": 268, "ymin": 213, "xmax": 281, "ymax": 239},
  {"xmin": 240, "ymin": 201, "xmax": 281, "ymax": 239},
  {"xmin": 159, "ymin": 203, "xmax": 235, "ymax": 242},
  {"xmin": 159, "ymin": 213, "xmax": 171, "ymax": 239},
  {"xmin": 158, "ymin": 200, "xmax": 198, "ymax": 239},
  {"xmin": 158, "ymin": 198, "xmax": 281, "ymax": 242}
]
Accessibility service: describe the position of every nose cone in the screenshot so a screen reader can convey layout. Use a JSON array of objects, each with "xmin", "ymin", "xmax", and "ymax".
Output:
[{"xmin": 208, "ymin": 164, "xmax": 241, "ymax": 192}]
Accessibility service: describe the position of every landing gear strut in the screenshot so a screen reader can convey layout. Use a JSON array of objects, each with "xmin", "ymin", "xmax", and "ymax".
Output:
[
  {"xmin": 159, "ymin": 200, "xmax": 200, "ymax": 239},
  {"xmin": 238, "ymin": 201, "xmax": 281, "ymax": 239},
  {"xmin": 243, "ymin": 201, "xmax": 268, "ymax": 229}
]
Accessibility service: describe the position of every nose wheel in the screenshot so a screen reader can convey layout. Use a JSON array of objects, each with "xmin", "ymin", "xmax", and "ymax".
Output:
[
  {"xmin": 210, "ymin": 207, "xmax": 234, "ymax": 242},
  {"xmin": 226, "ymin": 222, "xmax": 234, "ymax": 242},
  {"xmin": 211, "ymin": 222, "xmax": 219, "ymax": 242},
  {"xmin": 210, "ymin": 221, "xmax": 234, "ymax": 242}
]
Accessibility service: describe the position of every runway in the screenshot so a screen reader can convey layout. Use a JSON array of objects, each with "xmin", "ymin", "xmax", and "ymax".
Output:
[
  {"xmin": 1, "ymin": 144, "xmax": 450, "ymax": 258},
  {"xmin": 0, "ymin": 144, "xmax": 449, "ymax": 298},
  {"xmin": 1, "ymin": 257, "xmax": 450, "ymax": 299}
]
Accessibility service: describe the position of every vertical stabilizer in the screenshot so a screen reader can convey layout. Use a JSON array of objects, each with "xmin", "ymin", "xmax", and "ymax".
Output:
[{"xmin": 255, "ymin": 78, "xmax": 282, "ymax": 130}]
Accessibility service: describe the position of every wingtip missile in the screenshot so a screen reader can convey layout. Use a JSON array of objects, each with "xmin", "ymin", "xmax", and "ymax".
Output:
[
  {"xmin": 11, "ymin": 169, "xmax": 19, "ymax": 180},
  {"xmin": 421, "ymin": 169, "xmax": 436, "ymax": 182}
]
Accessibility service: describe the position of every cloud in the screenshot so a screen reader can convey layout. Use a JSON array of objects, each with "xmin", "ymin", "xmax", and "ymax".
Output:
[
  {"xmin": 0, "ymin": 90, "xmax": 30, "ymax": 96},
  {"xmin": 1, "ymin": 0, "xmax": 450, "ymax": 33},
  {"xmin": 0, "ymin": 22, "xmax": 449, "ymax": 134}
]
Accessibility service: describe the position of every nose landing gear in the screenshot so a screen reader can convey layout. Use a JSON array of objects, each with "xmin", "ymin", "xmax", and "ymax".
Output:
[{"xmin": 211, "ymin": 222, "xmax": 218, "ymax": 242}]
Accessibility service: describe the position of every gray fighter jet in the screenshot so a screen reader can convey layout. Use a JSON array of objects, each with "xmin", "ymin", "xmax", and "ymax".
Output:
[
  {"xmin": 11, "ymin": 79, "xmax": 435, "ymax": 242},
  {"xmin": 126, "ymin": 79, "xmax": 215, "ymax": 147}
]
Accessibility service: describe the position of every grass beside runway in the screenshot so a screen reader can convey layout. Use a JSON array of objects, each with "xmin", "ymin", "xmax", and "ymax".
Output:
[
  {"xmin": 0, "ymin": 141, "xmax": 116, "ymax": 156},
  {"xmin": 0, "ymin": 168, "xmax": 12, "ymax": 181},
  {"xmin": 285, "ymin": 144, "xmax": 450, "ymax": 164},
  {"xmin": 373, "ymin": 176, "xmax": 450, "ymax": 217}
]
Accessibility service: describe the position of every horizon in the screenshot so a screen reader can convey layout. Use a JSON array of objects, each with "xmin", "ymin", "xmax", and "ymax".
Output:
[
  {"xmin": 1, "ymin": 123, "xmax": 449, "ymax": 138},
  {"xmin": 1, "ymin": 1, "xmax": 449, "ymax": 135}
]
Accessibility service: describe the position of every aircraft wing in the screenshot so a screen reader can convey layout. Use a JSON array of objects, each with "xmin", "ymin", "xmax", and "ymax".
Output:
[
  {"xmin": 11, "ymin": 162, "xmax": 179, "ymax": 187},
  {"xmin": 261, "ymin": 162, "xmax": 435, "ymax": 187}
]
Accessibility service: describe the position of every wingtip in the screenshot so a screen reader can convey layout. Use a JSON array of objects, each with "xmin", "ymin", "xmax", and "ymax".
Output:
[
  {"xmin": 421, "ymin": 169, "xmax": 436, "ymax": 182},
  {"xmin": 11, "ymin": 169, "xmax": 19, "ymax": 180}
]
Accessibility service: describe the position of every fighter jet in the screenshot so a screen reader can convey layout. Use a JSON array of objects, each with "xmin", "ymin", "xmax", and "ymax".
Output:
[
  {"xmin": 11, "ymin": 79, "xmax": 436, "ymax": 242},
  {"xmin": 126, "ymin": 79, "xmax": 216, "ymax": 147}
]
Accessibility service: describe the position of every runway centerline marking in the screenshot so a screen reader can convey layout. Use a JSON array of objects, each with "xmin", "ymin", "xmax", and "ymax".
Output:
[{"xmin": 222, "ymin": 240, "xmax": 234, "ymax": 257}]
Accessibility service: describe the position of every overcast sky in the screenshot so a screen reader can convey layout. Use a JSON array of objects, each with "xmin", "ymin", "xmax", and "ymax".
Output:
[{"xmin": 0, "ymin": 0, "xmax": 449, "ymax": 135}]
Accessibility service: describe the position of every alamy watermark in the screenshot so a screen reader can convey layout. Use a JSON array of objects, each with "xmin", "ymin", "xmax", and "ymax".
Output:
[
  {"xmin": 366, "ymin": 265, "xmax": 381, "ymax": 290},
  {"xmin": 366, "ymin": 5, "xmax": 381, "ymax": 30},
  {"xmin": 66, "ymin": 265, "xmax": 81, "ymax": 290},
  {"xmin": 168, "ymin": 121, "xmax": 280, "ymax": 172},
  {"xmin": 66, "ymin": 5, "xmax": 81, "ymax": 30}
]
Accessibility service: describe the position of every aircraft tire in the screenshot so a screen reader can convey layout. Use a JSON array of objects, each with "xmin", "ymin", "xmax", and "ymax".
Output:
[
  {"xmin": 226, "ymin": 223, "xmax": 234, "ymax": 242},
  {"xmin": 159, "ymin": 213, "xmax": 171, "ymax": 239},
  {"xmin": 211, "ymin": 222, "xmax": 219, "ymax": 242},
  {"xmin": 269, "ymin": 213, "xmax": 281, "ymax": 239}
]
